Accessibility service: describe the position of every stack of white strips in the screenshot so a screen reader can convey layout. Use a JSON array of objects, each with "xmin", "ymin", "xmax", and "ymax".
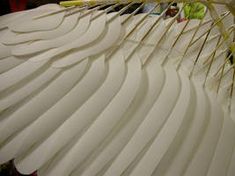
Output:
[{"xmin": 0, "ymin": 3, "xmax": 234, "ymax": 176}]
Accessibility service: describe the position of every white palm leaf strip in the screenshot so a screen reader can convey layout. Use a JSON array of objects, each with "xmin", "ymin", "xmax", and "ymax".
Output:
[
  {"xmin": 0, "ymin": 58, "xmax": 50, "ymax": 92},
  {"xmin": 51, "ymin": 12, "xmax": 123, "ymax": 68},
  {"xmin": 0, "ymin": 56, "xmax": 103, "ymax": 164},
  {"xmin": 227, "ymin": 144, "xmax": 235, "ymax": 176},
  {"xmin": 0, "ymin": 59, "xmax": 89, "ymax": 145},
  {"xmin": 8, "ymin": 5, "xmax": 65, "ymax": 33},
  {"xmin": 11, "ymin": 12, "xmax": 91, "ymax": 56},
  {"xmin": 11, "ymin": 4, "xmax": 126, "ymax": 57},
  {"xmin": 128, "ymin": 66, "xmax": 195, "ymax": 176},
  {"xmin": 0, "ymin": 57, "xmax": 26, "ymax": 74},
  {"xmin": 0, "ymin": 42, "xmax": 12, "ymax": 59},
  {"xmin": 9, "ymin": 5, "xmax": 106, "ymax": 56},
  {"xmin": 1, "ymin": 11, "xmax": 79, "ymax": 45},
  {"xmin": 206, "ymin": 112, "xmax": 235, "ymax": 176},
  {"xmin": 155, "ymin": 79, "xmax": 210, "ymax": 176},
  {"xmin": 0, "ymin": 17, "xmax": 40, "ymax": 59},
  {"xmin": 183, "ymin": 92, "xmax": 224, "ymax": 176},
  {"xmin": 0, "ymin": 3, "xmax": 64, "ymax": 30},
  {"xmin": 11, "ymin": 11, "xmax": 101, "ymax": 56},
  {"xmin": 0, "ymin": 5, "xmax": 90, "ymax": 45},
  {"xmin": 0, "ymin": 64, "xmax": 61, "ymax": 112}
]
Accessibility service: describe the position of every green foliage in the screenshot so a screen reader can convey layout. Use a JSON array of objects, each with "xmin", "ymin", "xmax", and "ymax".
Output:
[{"xmin": 184, "ymin": 2, "xmax": 206, "ymax": 19}]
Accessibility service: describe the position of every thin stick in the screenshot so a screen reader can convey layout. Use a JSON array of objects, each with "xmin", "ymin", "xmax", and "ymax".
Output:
[
  {"xmin": 216, "ymin": 57, "xmax": 235, "ymax": 95},
  {"xmin": 182, "ymin": 11, "xmax": 228, "ymax": 35},
  {"xmin": 139, "ymin": 1, "xmax": 176, "ymax": 43},
  {"xmin": 182, "ymin": 19, "xmax": 212, "ymax": 34},
  {"xmin": 176, "ymin": 8, "xmax": 209, "ymax": 70},
  {"xmin": 33, "ymin": 5, "xmax": 78, "ymax": 19},
  {"xmin": 142, "ymin": 1, "xmax": 185, "ymax": 66},
  {"xmin": 207, "ymin": 3, "xmax": 232, "ymax": 54},
  {"xmin": 203, "ymin": 48, "xmax": 227, "ymax": 66},
  {"xmin": 214, "ymin": 52, "xmax": 233, "ymax": 77},
  {"xmin": 216, "ymin": 61, "xmax": 227, "ymax": 94},
  {"xmin": 108, "ymin": 2, "xmax": 136, "ymax": 22},
  {"xmin": 172, "ymin": 20, "xmax": 191, "ymax": 48},
  {"xmin": 121, "ymin": 3, "xmax": 145, "ymax": 24},
  {"xmin": 228, "ymin": 67, "xmax": 235, "ymax": 113},
  {"xmin": 189, "ymin": 11, "xmax": 230, "ymax": 47},
  {"xmin": 213, "ymin": 33, "xmax": 235, "ymax": 78},
  {"xmin": 123, "ymin": 3, "xmax": 160, "ymax": 38},
  {"xmin": 212, "ymin": 27, "xmax": 235, "ymax": 78},
  {"xmin": 217, "ymin": 63, "xmax": 235, "ymax": 90},
  {"xmin": 123, "ymin": 1, "xmax": 176, "ymax": 63},
  {"xmin": 131, "ymin": 1, "xmax": 178, "ymax": 64},
  {"xmin": 106, "ymin": 3, "xmax": 162, "ymax": 58},
  {"xmin": 161, "ymin": 19, "xmax": 190, "ymax": 66},
  {"xmin": 90, "ymin": 3, "xmax": 121, "ymax": 20},
  {"xmin": 189, "ymin": 23, "xmax": 212, "ymax": 78},
  {"xmin": 203, "ymin": 35, "xmax": 222, "ymax": 87},
  {"xmin": 65, "ymin": 6, "xmax": 89, "ymax": 16}
]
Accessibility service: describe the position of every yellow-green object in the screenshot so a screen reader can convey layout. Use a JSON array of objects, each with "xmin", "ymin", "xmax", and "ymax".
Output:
[
  {"xmin": 60, "ymin": 0, "xmax": 97, "ymax": 7},
  {"xmin": 184, "ymin": 2, "xmax": 206, "ymax": 19},
  {"xmin": 60, "ymin": 0, "xmax": 140, "ymax": 7}
]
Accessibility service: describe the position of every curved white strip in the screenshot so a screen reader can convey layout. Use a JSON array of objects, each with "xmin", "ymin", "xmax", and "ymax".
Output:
[
  {"xmin": 0, "ymin": 4, "xmax": 61, "ymax": 30},
  {"xmin": 227, "ymin": 146, "xmax": 235, "ymax": 176},
  {"xmin": 13, "ymin": 12, "xmax": 106, "ymax": 57},
  {"xmin": 14, "ymin": 52, "xmax": 125, "ymax": 174},
  {"xmin": 184, "ymin": 92, "xmax": 224, "ymax": 176},
  {"xmin": 8, "ymin": 8, "xmax": 65, "ymax": 33},
  {"xmin": 161, "ymin": 80, "xmax": 210, "ymax": 176},
  {"xmin": 0, "ymin": 58, "xmax": 89, "ymax": 147},
  {"xmin": 18, "ymin": 13, "xmax": 91, "ymax": 57},
  {"xmin": 129, "ymin": 69, "xmax": 195, "ymax": 176},
  {"xmin": 0, "ymin": 43, "xmax": 11, "ymax": 59},
  {"xmin": 0, "ymin": 56, "xmax": 25, "ymax": 74},
  {"xmin": 0, "ymin": 57, "xmax": 107, "ymax": 164},
  {"xmin": 75, "ymin": 55, "xmax": 165, "ymax": 176},
  {"xmin": 103, "ymin": 66, "xmax": 181, "ymax": 176},
  {"xmin": 40, "ymin": 53, "xmax": 142, "ymax": 176},
  {"xmin": 12, "ymin": 54, "xmax": 117, "ymax": 173},
  {"xmin": 2, "ymin": 13, "xmax": 79, "ymax": 45},
  {"xmin": 0, "ymin": 67, "xmax": 60, "ymax": 112},
  {"xmin": 52, "ymin": 14, "xmax": 122, "ymax": 68},
  {"xmin": 207, "ymin": 112, "xmax": 235, "ymax": 176},
  {"xmin": 0, "ymin": 59, "xmax": 50, "ymax": 93}
]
